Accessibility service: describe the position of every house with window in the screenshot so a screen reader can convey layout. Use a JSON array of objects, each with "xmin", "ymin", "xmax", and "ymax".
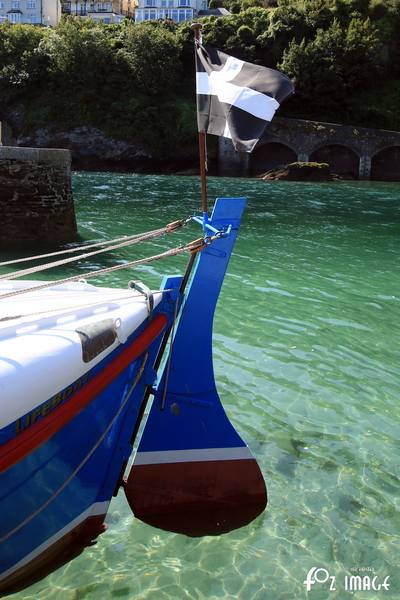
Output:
[
  {"xmin": 121, "ymin": 0, "xmax": 136, "ymax": 18},
  {"xmin": 61, "ymin": 1, "xmax": 125, "ymax": 23},
  {"xmin": 135, "ymin": 0, "xmax": 207, "ymax": 24},
  {"xmin": 0, "ymin": 0, "xmax": 61, "ymax": 25}
]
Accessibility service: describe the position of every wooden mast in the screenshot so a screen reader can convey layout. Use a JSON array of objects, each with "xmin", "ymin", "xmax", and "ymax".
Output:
[{"xmin": 191, "ymin": 23, "xmax": 208, "ymax": 217}]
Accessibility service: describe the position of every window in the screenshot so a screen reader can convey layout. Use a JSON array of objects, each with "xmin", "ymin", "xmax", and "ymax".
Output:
[
  {"xmin": 75, "ymin": 2, "xmax": 86, "ymax": 15},
  {"xmin": 0, "ymin": 1, "xmax": 4, "ymax": 8},
  {"xmin": 27, "ymin": 0, "xmax": 36, "ymax": 8},
  {"xmin": 8, "ymin": 12, "xmax": 22, "ymax": 22},
  {"xmin": 12, "ymin": 0, "xmax": 20, "ymax": 9},
  {"xmin": 145, "ymin": 0, "xmax": 156, "ymax": 6},
  {"xmin": 179, "ymin": 0, "xmax": 190, "ymax": 5},
  {"xmin": 149, "ymin": 8, "xmax": 156, "ymax": 18},
  {"xmin": 96, "ymin": 1, "xmax": 110, "ymax": 11}
]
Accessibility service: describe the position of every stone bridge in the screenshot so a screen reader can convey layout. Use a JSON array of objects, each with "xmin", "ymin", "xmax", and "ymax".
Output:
[{"xmin": 219, "ymin": 117, "xmax": 400, "ymax": 180}]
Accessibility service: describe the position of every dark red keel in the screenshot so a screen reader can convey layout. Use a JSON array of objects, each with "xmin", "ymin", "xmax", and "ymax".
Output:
[{"xmin": 125, "ymin": 458, "xmax": 267, "ymax": 537}]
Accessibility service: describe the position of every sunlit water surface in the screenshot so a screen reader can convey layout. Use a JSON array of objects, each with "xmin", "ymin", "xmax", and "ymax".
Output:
[{"xmin": 3, "ymin": 174, "xmax": 400, "ymax": 600}]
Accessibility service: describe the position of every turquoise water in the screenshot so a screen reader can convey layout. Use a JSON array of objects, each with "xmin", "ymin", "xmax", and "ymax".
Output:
[{"xmin": 3, "ymin": 174, "xmax": 400, "ymax": 599}]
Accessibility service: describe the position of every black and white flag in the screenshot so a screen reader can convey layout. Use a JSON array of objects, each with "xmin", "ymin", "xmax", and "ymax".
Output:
[{"xmin": 196, "ymin": 45, "xmax": 294, "ymax": 153}]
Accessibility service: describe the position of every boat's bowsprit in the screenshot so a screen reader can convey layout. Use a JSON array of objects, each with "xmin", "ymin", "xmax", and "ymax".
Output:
[{"xmin": 124, "ymin": 198, "xmax": 268, "ymax": 536}]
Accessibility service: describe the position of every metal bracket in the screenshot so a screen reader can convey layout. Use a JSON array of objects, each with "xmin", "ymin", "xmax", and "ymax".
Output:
[
  {"xmin": 128, "ymin": 280, "xmax": 154, "ymax": 315},
  {"xmin": 192, "ymin": 215, "xmax": 231, "ymax": 238}
]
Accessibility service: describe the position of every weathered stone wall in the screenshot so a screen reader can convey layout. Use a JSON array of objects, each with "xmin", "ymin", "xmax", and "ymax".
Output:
[{"xmin": 0, "ymin": 147, "xmax": 77, "ymax": 244}]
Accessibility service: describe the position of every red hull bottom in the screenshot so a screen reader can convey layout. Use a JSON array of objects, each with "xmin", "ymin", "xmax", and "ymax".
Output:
[{"xmin": 125, "ymin": 458, "xmax": 268, "ymax": 536}]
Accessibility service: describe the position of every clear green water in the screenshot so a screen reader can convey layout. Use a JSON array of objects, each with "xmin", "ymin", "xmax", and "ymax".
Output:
[{"xmin": 3, "ymin": 174, "xmax": 400, "ymax": 600}]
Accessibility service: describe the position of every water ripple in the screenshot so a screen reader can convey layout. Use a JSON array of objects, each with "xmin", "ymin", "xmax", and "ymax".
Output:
[{"xmin": 2, "ymin": 175, "xmax": 400, "ymax": 599}]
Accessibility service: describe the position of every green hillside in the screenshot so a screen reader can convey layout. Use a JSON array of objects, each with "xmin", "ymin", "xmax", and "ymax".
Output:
[{"xmin": 0, "ymin": 0, "xmax": 399, "ymax": 157}]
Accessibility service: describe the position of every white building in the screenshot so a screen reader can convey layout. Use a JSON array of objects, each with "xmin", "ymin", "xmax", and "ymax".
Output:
[
  {"xmin": 62, "ymin": 1, "xmax": 125, "ymax": 24},
  {"xmin": 0, "ymin": 0, "xmax": 61, "ymax": 25},
  {"xmin": 135, "ymin": 0, "xmax": 207, "ymax": 24}
]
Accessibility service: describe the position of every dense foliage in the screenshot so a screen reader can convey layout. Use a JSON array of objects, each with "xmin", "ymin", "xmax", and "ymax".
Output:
[{"xmin": 0, "ymin": 0, "xmax": 399, "ymax": 156}]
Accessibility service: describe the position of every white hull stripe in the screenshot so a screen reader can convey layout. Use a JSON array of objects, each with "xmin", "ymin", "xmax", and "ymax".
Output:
[
  {"xmin": 134, "ymin": 446, "xmax": 253, "ymax": 465},
  {"xmin": 0, "ymin": 500, "xmax": 110, "ymax": 583},
  {"xmin": 196, "ymin": 72, "xmax": 279, "ymax": 122}
]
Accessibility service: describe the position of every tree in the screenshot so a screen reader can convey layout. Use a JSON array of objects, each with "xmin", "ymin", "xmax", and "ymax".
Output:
[
  {"xmin": 117, "ymin": 23, "xmax": 181, "ymax": 96},
  {"xmin": 0, "ymin": 23, "xmax": 48, "ymax": 102},
  {"xmin": 266, "ymin": 2, "xmax": 310, "ymax": 62},
  {"xmin": 40, "ymin": 18, "xmax": 115, "ymax": 94},
  {"xmin": 344, "ymin": 16, "xmax": 382, "ymax": 85},
  {"xmin": 279, "ymin": 17, "xmax": 382, "ymax": 115}
]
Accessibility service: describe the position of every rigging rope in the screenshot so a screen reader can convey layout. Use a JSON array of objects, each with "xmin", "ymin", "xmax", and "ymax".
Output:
[
  {"xmin": 0, "ymin": 218, "xmax": 191, "ymax": 282},
  {"xmin": 0, "ymin": 231, "xmax": 150, "ymax": 269},
  {"xmin": 0, "ymin": 235, "xmax": 214, "ymax": 302}
]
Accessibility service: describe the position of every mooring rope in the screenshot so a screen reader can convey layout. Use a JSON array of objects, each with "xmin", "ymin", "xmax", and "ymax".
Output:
[
  {"xmin": 0, "ymin": 231, "xmax": 151, "ymax": 269},
  {"xmin": 0, "ymin": 218, "xmax": 191, "ymax": 282},
  {"xmin": 0, "ymin": 235, "xmax": 215, "ymax": 302}
]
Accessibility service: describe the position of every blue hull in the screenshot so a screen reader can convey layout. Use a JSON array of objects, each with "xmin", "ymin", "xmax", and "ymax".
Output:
[
  {"xmin": 0, "ymin": 198, "xmax": 267, "ymax": 593},
  {"xmin": 0, "ymin": 294, "xmax": 177, "ymax": 593}
]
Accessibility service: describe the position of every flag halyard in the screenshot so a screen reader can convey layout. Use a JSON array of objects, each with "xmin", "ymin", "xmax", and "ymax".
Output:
[{"xmin": 195, "ymin": 44, "xmax": 294, "ymax": 153}]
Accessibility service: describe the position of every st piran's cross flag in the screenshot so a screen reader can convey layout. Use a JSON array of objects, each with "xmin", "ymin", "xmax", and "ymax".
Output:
[{"xmin": 196, "ymin": 44, "xmax": 294, "ymax": 153}]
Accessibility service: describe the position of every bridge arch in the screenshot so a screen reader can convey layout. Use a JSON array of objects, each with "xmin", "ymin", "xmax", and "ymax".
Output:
[
  {"xmin": 309, "ymin": 144, "xmax": 360, "ymax": 179},
  {"xmin": 371, "ymin": 146, "xmax": 400, "ymax": 181},
  {"xmin": 250, "ymin": 142, "xmax": 298, "ymax": 175},
  {"xmin": 0, "ymin": 120, "xmax": 13, "ymax": 146}
]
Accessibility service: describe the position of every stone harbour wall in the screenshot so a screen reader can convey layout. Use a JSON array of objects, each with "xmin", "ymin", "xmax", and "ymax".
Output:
[{"xmin": 0, "ymin": 146, "xmax": 77, "ymax": 244}]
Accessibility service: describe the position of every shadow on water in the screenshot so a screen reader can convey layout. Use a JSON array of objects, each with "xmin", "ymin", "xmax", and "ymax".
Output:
[
  {"xmin": 276, "ymin": 453, "xmax": 298, "ymax": 479},
  {"xmin": 0, "ymin": 237, "xmax": 85, "ymax": 261}
]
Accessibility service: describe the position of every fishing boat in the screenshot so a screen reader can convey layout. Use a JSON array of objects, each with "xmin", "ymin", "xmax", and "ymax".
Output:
[{"xmin": 0, "ymin": 24, "xmax": 293, "ymax": 594}]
